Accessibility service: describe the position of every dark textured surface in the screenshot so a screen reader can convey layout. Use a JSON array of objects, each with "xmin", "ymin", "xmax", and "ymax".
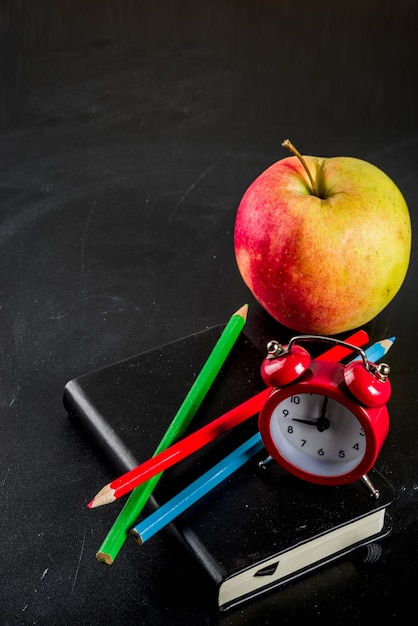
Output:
[{"xmin": 1, "ymin": 2, "xmax": 417, "ymax": 624}]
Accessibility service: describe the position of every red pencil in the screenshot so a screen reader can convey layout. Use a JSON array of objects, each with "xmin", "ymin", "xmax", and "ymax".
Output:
[
  {"xmin": 314, "ymin": 329, "xmax": 368, "ymax": 361},
  {"xmin": 88, "ymin": 329, "xmax": 368, "ymax": 508}
]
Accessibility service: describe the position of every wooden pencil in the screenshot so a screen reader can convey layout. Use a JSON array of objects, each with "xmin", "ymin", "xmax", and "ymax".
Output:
[
  {"xmin": 90, "ymin": 387, "xmax": 271, "ymax": 509},
  {"xmin": 89, "ymin": 329, "xmax": 369, "ymax": 510},
  {"xmin": 95, "ymin": 304, "xmax": 248, "ymax": 564}
]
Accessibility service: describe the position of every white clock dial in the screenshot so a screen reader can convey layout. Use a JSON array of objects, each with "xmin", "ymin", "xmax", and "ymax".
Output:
[{"xmin": 269, "ymin": 393, "xmax": 367, "ymax": 478}]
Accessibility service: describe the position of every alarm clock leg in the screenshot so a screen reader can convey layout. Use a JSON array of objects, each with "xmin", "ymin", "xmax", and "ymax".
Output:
[
  {"xmin": 258, "ymin": 455, "xmax": 274, "ymax": 469},
  {"xmin": 360, "ymin": 474, "xmax": 380, "ymax": 499}
]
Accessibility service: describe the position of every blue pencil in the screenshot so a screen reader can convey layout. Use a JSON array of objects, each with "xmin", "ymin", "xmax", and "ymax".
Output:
[
  {"xmin": 130, "ymin": 432, "xmax": 264, "ymax": 545},
  {"xmin": 350, "ymin": 336, "xmax": 396, "ymax": 364}
]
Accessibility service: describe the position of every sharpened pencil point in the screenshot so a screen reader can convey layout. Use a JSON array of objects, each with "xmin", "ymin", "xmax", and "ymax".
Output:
[
  {"xmin": 235, "ymin": 304, "xmax": 248, "ymax": 321},
  {"xmin": 88, "ymin": 483, "xmax": 116, "ymax": 508}
]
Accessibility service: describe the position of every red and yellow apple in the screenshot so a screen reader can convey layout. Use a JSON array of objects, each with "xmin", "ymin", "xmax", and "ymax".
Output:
[{"xmin": 234, "ymin": 140, "xmax": 411, "ymax": 335}]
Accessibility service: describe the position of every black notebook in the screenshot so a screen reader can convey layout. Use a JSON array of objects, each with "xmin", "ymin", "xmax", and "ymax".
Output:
[{"xmin": 63, "ymin": 326, "xmax": 394, "ymax": 612}]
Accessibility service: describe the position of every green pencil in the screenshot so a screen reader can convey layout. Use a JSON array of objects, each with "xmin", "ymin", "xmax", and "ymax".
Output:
[{"xmin": 96, "ymin": 304, "xmax": 248, "ymax": 564}]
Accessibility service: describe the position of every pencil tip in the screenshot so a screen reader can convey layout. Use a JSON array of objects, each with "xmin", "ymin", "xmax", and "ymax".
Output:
[
  {"xmin": 235, "ymin": 304, "xmax": 248, "ymax": 320},
  {"xmin": 88, "ymin": 484, "xmax": 116, "ymax": 508}
]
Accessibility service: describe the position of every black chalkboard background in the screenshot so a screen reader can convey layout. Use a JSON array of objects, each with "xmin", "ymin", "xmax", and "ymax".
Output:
[{"xmin": 1, "ymin": 2, "xmax": 417, "ymax": 624}]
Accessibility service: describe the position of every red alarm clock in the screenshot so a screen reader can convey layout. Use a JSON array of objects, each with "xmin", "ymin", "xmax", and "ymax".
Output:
[{"xmin": 258, "ymin": 335, "xmax": 391, "ymax": 488}]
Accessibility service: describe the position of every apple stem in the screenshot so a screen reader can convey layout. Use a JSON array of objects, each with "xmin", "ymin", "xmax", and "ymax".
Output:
[{"xmin": 282, "ymin": 139, "xmax": 318, "ymax": 197}]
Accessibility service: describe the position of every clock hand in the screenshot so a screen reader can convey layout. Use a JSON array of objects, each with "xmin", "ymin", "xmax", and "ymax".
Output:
[
  {"xmin": 292, "ymin": 418, "xmax": 318, "ymax": 426},
  {"xmin": 316, "ymin": 397, "xmax": 330, "ymax": 432}
]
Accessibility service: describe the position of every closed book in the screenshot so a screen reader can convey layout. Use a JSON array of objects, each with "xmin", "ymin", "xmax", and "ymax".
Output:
[{"xmin": 63, "ymin": 326, "xmax": 394, "ymax": 611}]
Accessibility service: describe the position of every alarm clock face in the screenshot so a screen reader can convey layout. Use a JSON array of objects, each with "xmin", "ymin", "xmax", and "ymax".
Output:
[{"xmin": 269, "ymin": 393, "xmax": 367, "ymax": 478}]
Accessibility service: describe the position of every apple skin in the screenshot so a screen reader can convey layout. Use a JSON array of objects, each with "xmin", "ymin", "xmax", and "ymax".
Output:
[{"xmin": 234, "ymin": 154, "xmax": 411, "ymax": 335}]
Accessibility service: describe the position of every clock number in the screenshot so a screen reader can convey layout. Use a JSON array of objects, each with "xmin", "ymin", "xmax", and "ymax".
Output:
[
  {"xmin": 353, "ymin": 442, "xmax": 360, "ymax": 451},
  {"xmin": 317, "ymin": 448, "xmax": 325, "ymax": 456},
  {"xmin": 287, "ymin": 425, "xmax": 294, "ymax": 434},
  {"xmin": 359, "ymin": 428, "xmax": 365, "ymax": 437},
  {"xmin": 300, "ymin": 439, "xmax": 307, "ymax": 447},
  {"xmin": 290, "ymin": 396, "xmax": 300, "ymax": 404},
  {"xmin": 283, "ymin": 409, "xmax": 289, "ymax": 417},
  {"xmin": 338, "ymin": 449, "xmax": 346, "ymax": 458}
]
